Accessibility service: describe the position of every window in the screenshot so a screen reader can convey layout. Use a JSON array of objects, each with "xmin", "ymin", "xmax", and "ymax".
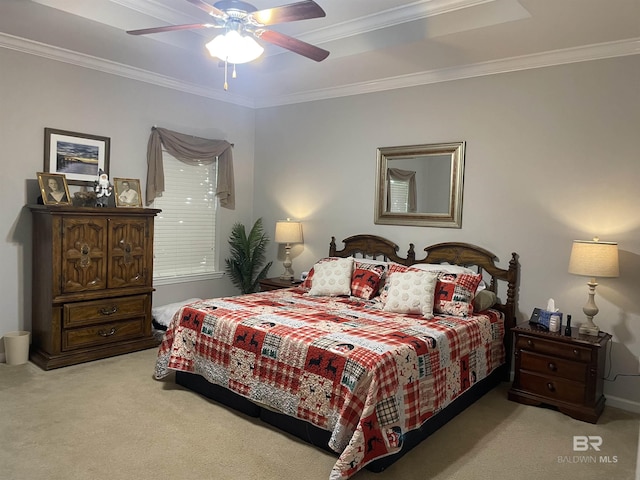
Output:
[
  {"xmin": 152, "ymin": 151, "xmax": 219, "ymax": 284},
  {"xmin": 389, "ymin": 178, "xmax": 410, "ymax": 213}
]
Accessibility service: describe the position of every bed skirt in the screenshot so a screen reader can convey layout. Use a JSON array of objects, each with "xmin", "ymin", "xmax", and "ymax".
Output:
[{"xmin": 175, "ymin": 364, "xmax": 507, "ymax": 472}]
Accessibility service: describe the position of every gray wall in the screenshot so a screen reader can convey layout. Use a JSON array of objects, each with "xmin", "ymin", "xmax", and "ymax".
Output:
[
  {"xmin": 0, "ymin": 47, "xmax": 252, "ymax": 352},
  {"xmin": 254, "ymin": 56, "xmax": 640, "ymax": 410},
  {"xmin": 1, "ymin": 44, "xmax": 639, "ymax": 411}
]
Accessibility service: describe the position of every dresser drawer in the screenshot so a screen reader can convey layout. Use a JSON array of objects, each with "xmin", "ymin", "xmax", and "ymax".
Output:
[
  {"xmin": 62, "ymin": 319, "xmax": 145, "ymax": 351},
  {"xmin": 520, "ymin": 351, "xmax": 588, "ymax": 382},
  {"xmin": 519, "ymin": 371, "xmax": 586, "ymax": 405},
  {"xmin": 63, "ymin": 295, "xmax": 148, "ymax": 328},
  {"xmin": 516, "ymin": 334, "xmax": 591, "ymax": 362}
]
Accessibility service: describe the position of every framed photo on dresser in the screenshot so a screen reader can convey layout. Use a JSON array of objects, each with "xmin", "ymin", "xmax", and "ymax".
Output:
[
  {"xmin": 114, "ymin": 178, "xmax": 142, "ymax": 207},
  {"xmin": 37, "ymin": 172, "xmax": 72, "ymax": 205}
]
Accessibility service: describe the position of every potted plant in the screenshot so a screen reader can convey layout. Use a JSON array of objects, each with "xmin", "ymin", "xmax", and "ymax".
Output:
[{"xmin": 225, "ymin": 218, "xmax": 272, "ymax": 294}]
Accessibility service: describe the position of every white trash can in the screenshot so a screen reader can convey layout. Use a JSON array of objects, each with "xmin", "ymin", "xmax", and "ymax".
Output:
[{"xmin": 4, "ymin": 331, "xmax": 30, "ymax": 365}]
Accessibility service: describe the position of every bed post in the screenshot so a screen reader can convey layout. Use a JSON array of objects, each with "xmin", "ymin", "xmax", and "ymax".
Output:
[
  {"xmin": 406, "ymin": 243, "xmax": 416, "ymax": 265},
  {"xmin": 329, "ymin": 236, "xmax": 337, "ymax": 256},
  {"xmin": 502, "ymin": 251, "xmax": 519, "ymax": 382}
]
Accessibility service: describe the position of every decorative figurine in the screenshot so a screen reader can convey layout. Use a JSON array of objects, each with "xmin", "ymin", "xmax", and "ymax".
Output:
[{"xmin": 94, "ymin": 169, "xmax": 113, "ymax": 207}]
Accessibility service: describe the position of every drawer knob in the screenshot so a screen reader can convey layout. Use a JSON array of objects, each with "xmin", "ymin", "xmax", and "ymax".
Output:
[
  {"xmin": 97, "ymin": 327, "xmax": 117, "ymax": 337},
  {"xmin": 527, "ymin": 339, "xmax": 533, "ymax": 347},
  {"xmin": 547, "ymin": 362, "xmax": 557, "ymax": 372},
  {"xmin": 573, "ymin": 349, "xmax": 580, "ymax": 356},
  {"xmin": 546, "ymin": 382, "xmax": 555, "ymax": 392},
  {"xmin": 100, "ymin": 305, "xmax": 119, "ymax": 316}
]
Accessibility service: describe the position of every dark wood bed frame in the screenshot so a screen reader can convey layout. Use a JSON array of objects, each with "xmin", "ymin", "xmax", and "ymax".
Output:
[{"xmin": 174, "ymin": 234, "xmax": 519, "ymax": 473}]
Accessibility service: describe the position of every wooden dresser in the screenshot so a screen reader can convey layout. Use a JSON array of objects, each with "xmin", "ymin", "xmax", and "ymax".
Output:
[
  {"xmin": 508, "ymin": 323, "xmax": 611, "ymax": 423},
  {"xmin": 29, "ymin": 205, "xmax": 161, "ymax": 370}
]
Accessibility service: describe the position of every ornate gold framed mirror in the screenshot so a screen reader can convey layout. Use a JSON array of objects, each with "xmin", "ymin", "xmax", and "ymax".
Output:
[{"xmin": 374, "ymin": 141, "xmax": 465, "ymax": 228}]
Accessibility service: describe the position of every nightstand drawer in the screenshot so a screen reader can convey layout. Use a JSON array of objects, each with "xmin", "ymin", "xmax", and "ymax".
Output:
[
  {"xmin": 520, "ymin": 351, "xmax": 587, "ymax": 381},
  {"xmin": 516, "ymin": 334, "xmax": 592, "ymax": 362},
  {"xmin": 62, "ymin": 319, "xmax": 145, "ymax": 351},
  {"xmin": 519, "ymin": 372, "xmax": 585, "ymax": 404},
  {"xmin": 63, "ymin": 295, "xmax": 148, "ymax": 328}
]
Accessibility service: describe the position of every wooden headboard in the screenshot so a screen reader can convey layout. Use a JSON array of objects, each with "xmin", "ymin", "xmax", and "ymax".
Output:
[{"xmin": 329, "ymin": 234, "xmax": 519, "ymax": 379}]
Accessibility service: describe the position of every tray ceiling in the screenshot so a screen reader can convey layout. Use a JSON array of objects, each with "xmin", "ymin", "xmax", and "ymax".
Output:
[{"xmin": 1, "ymin": 0, "xmax": 638, "ymax": 107}]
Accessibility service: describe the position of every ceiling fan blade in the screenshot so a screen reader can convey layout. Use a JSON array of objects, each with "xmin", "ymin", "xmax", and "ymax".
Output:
[
  {"xmin": 255, "ymin": 29, "xmax": 329, "ymax": 62},
  {"xmin": 127, "ymin": 23, "xmax": 215, "ymax": 35},
  {"xmin": 248, "ymin": 0, "xmax": 325, "ymax": 26},
  {"xmin": 184, "ymin": 0, "xmax": 228, "ymax": 20}
]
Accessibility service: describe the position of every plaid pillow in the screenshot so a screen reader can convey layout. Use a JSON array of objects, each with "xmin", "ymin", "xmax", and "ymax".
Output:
[
  {"xmin": 433, "ymin": 272, "xmax": 482, "ymax": 317},
  {"xmin": 350, "ymin": 261, "xmax": 386, "ymax": 300}
]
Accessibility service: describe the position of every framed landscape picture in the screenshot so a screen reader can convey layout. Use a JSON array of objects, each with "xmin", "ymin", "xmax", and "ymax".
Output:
[
  {"xmin": 37, "ymin": 172, "xmax": 72, "ymax": 205},
  {"xmin": 114, "ymin": 177, "xmax": 142, "ymax": 207},
  {"xmin": 44, "ymin": 128, "xmax": 110, "ymax": 186}
]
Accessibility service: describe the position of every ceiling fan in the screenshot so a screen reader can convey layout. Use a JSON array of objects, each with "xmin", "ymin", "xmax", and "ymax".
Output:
[{"xmin": 127, "ymin": 0, "xmax": 330, "ymax": 63}]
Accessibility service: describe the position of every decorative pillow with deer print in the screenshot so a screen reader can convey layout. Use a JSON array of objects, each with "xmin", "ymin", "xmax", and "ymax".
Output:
[{"xmin": 350, "ymin": 261, "xmax": 387, "ymax": 299}]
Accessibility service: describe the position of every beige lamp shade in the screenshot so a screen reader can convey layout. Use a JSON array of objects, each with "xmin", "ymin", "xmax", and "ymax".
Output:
[
  {"xmin": 275, "ymin": 220, "xmax": 303, "ymax": 244},
  {"xmin": 568, "ymin": 240, "xmax": 619, "ymax": 278}
]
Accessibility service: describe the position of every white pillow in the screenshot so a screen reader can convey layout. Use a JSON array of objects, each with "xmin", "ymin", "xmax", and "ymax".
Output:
[
  {"xmin": 308, "ymin": 257, "xmax": 354, "ymax": 296},
  {"xmin": 409, "ymin": 263, "xmax": 476, "ymax": 275},
  {"xmin": 152, "ymin": 298, "xmax": 201, "ymax": 327},
  {"xmin": 354, "ymin": 258, "xmax": 389, "ymax": 267},
  {"xmin": 382, "ymin": 271, "xmax": 438, "ymax": 318}
]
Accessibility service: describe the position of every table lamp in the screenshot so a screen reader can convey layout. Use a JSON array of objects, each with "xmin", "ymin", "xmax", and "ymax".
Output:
[
  {"xmin": 275, "ymin": 219, "xmax": 303, "ymax": 281},
  {"xmin": 568, "ymin": 237, "xmax": 619, "ymax": 336}
]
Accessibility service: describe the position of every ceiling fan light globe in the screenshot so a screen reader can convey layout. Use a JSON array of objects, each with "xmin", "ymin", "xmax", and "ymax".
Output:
[{"xmin": 205, "ymin": 30, "xmax": 264, "ymax": 64}]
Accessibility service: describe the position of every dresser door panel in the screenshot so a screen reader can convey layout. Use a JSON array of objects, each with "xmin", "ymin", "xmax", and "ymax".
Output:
[
  {"xmin": 61, "ymin": 217, "xmax": 108, "ymax": 293},
  {"xmin": 108, "ymin": 218, "xmax": 150, "ymax": 288}
]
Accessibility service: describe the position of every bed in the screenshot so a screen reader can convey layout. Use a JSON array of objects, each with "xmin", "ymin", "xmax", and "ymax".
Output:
[{"xmin": 155, "ymin": 234, "xmax": 519, "ymax": 479}]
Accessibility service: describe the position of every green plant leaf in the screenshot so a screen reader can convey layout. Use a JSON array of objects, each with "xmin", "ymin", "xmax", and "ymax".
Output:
[{"xmin": 224, "ymin": 218, "xmax": 271, "ymax": 294}]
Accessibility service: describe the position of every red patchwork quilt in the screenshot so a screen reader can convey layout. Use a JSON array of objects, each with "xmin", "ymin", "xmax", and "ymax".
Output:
[{"xmin": 155, "ymin": 288, "xmax": 505, "ymax": 479}]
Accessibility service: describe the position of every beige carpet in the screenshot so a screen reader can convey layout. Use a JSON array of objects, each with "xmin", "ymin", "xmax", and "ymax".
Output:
[{"xmin": 1, "ymin": 348, "xmax": 638, "ymax": 480}]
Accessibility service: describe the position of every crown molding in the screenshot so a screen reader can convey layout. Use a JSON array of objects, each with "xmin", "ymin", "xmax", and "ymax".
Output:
[
  {"xmin": 0, "ymin": 33, "xmax": 255, "ymax": 108},
  {"xmin": 1, "ymin": 32, "xmax": 638, "ymax": 110},
  {"xmin": 254, "ymin": 37, "xmax": 640, "ymax": 108}
]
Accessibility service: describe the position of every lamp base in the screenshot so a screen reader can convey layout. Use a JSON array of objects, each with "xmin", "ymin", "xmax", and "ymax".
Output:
[
  {"xmin": 279, "ymin": 273, "xmax": 294, "ymax": 281},
  {"xmin": 578, "ymin": 323, "xmax": 600, "ymax": 336}
]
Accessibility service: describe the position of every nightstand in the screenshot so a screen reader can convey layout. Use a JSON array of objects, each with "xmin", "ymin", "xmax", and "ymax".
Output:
[
  {"xmin": 258, "ymin": 277, "xmax": 301, "ymax": 291},
  {"xmin": 508, "ymin": 323, "xmax": 611, "ymax": 423}
]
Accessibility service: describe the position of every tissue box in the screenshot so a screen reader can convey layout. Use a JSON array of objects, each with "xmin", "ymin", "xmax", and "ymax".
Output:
[{"xmin": 538, "ymin": 310, "xmax": 563, "ymax": 331}]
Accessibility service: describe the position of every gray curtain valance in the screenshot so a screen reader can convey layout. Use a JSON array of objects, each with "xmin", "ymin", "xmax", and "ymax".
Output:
[{"xmin": 146, "ymin": 126, "xmax": 235, "ymax": 209}]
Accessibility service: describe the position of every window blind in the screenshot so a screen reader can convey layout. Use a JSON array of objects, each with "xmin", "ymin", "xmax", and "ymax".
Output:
[
  {"xmin": 152, "ymin": 151, "xmax": 217, "ymax": 279},
  {"xmin": 389, "ymin": 178, "xmax": 410, "ymax": 213}
]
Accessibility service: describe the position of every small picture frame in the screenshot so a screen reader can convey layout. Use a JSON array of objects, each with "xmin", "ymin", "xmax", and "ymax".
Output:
[
  {"xmin": 44, "ymin": 128, "xmax": 110, "ymax": 186},
  {"xmin": 37, "ymin": 172, "xmax": 72, "ymax": 205},
  {"xmin": 114, "ymin": 177, "xmax": 142, "ymax": 207}
]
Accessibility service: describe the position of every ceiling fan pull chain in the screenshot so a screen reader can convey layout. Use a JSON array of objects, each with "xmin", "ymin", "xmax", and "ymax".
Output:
[
  {"xmin": 224, "ymin": 57, "xmax": 229, "ymax": 91},
  {"xmin": 232, "ymin": 64, "xmax": 237, "ymax": 79}
]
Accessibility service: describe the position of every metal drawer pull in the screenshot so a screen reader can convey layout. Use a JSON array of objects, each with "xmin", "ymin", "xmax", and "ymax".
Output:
[
  {"xmin": 547, "ymin": 362, "xmax": 557, "ymax": 372},
  {"xmin": 97, "ymin": 327, "xmax": 117, "ymax": 337},
  {"xmin": 546, "ymin": 382, "xmax": 555, "ymax": 392},
  {"xmin": 99, "ymin": 306, "xmax": 119, "ymax": 315}
]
